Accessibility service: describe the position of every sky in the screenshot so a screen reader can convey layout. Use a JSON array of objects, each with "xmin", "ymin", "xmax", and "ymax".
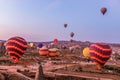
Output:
[{"xmin": 0, "ymin": 0, "xmax": 120, "ymax": 43}]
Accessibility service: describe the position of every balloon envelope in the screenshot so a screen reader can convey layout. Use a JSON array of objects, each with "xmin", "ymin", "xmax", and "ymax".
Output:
[
  {"xmin": 64, "ymin": 24, "xmax": 67, "ymax": 28},
  {"xmin": 39, "ymin": 46, "xmax": 49, "ymax": 58},
  {"xmin": 83, "ymin": 47, "xmax": 90, "ymax": 58},
  {"xmin": 29, "ymin": 42, "xmax": 34, "ymax": 47},
  {"xmin": 48, "ymin": 48, "xmax": 60, "ymax": 59},
  {"xmin": 5, "ymin": 36, "xmax": 27, "ymax": 63},
  {"xmin": 38, "ymin": 43, "xmax": 43, "ymax": 48},
  {"xmin": 90, "ymin": 43, "xmax": 112, "ymax": 70},
  {"xmin": 101, "ymin": 7, "xmax": 107, "ymax": 15},
  {"xmin": 54, "ymin": 38, "xmax": 58, "ymax": 43},
  {"xmin": 70, "ymin": 32, "xmax": 74, "ymax": 38}
]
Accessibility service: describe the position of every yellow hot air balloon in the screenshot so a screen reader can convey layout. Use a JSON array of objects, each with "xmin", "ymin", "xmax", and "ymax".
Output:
[
  {"xmin": 29, "ymin": 42, "xmax": 34, "ymax": 47},
  {"xmin": 83, "ymin": 47, "xmax": 90, "ymax": 58}
]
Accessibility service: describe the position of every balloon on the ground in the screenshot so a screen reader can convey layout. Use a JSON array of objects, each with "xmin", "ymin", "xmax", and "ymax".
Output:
[
  {"xmin": 5, "ymin": 36, "xmax": 27, "ymax": 63},
  {"xmin": 48, "ymin": 48, "xmax": 60, "ymax": 59},
  {"xmin": 101, "ymin": 7, "xmax": 107, "ymax": 15},
  {"xmin": 83, "ymin": 47, "xmax": 90, "ymax": 58},
  {"xmin": 39, "ymin": 46, "xmax": 49, "ymax": 58},
  {"xmin": 90, "ymin": 43, "xmax": 112, "ymax": 70},
  {"xmin": 38, "ymin": 43, "xmax": 43, "ymax": 48},
  {"xmin": 29, "ymin": 42, "xmax": 34, "ymax": 47}
]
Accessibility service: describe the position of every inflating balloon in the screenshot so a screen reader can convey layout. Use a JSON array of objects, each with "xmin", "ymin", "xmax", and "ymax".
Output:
[
  {"xmin": 64, "ymin": 24, "xmax": 67, "ymax": 28},
  {"xmin": 90, "ymin": 43, "xmax": 112, "ymax": 70},
  {"xmin": 39, "ymin": 46, "xmax": 49, "ymax": 58},
  {"xmin": 54, "ymin": 38, "xmax": 58, "ymax": 43},
  {"xmin": 101, "ymin": 7, "xmax": 107, "ymax": 15},
  {"xmin": 83, "ymin": 47, "xmax": 90, "ymax": 58},
  {"xmin": 5, "ymin": 36, "xmax": 27, "ymax": 63},
  {"xmin": 29, "ymin": 42, "xmax": 34, "ymax": 47},
  {"xmin": 38, "ymin": 43, "xmax": 43, "ymax": 48},
  {"xmin": 48, "ymin": 48, "xmax": 60, "ymax": 59}
]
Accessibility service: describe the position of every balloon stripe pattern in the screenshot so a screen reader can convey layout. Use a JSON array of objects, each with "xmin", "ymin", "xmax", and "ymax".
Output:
[
  {"xmin": 6, "ymin": 36, "xmax": 27, "ymax": 63},
  {"xmin": 39, "ymin": 50, "xmax": 49, "ymax": 56},
  {"xmin": 49, "ymin": 51, "xmax": 57, "ymax": 57},
  {"xmin": 39, "ymin": 46, "xmax": 49, "ymax": 58},
  {"xmin": 9, "ymin": 52, "xmax": 21, "ymax": 58},
  {"xmin": 90, "ymin": 43, "xmax": 112, "ymax": 65}
]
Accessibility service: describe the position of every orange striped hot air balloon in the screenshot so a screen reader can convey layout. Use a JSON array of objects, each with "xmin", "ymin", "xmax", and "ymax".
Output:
[
  {"xmin": 5, "ymin": 36, "xmax": 27, "ymax": 63},
  {"xmin": 90, "ymin": 43, "xmax": 112, "ymax": 70},
  {"xmin": 48, "ymin": 48, "xmax": 60, "ymax": 59},
  {"xmin": 39, "ymin": 46, "xmax": 49, "ymax": 58}
]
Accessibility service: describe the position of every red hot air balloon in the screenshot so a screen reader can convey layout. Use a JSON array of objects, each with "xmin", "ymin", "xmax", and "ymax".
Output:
[
  {"xmin": 90, "ymin": 43, "xmax": 112, "ymax": 70},
  {"xmin": 54, "ymin": 38, "xmax": 58, "ymax": 43},
  {"xmin": 5, "ymin": 36, "xmax": 27, "ymax": 63},
  {"xmin": 101, "ymin": 7, "xmax": 107, "ymax": 15}
]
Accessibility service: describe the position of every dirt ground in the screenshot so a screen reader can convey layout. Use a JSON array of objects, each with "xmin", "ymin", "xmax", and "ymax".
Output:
[{"xmin": 0, "ymin": 53, "xmax": 120, "ymax": 80}]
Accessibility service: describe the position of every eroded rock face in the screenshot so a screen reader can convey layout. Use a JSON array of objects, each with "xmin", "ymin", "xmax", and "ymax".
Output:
[{"xmin": 35, "ymin": 65, "xmax": 44, "ymax": 80}]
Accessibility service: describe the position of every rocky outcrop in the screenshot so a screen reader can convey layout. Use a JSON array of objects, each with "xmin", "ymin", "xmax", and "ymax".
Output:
[{"xmin": 0, "ymin": 70, "xmax": 33, "ymax": 80}]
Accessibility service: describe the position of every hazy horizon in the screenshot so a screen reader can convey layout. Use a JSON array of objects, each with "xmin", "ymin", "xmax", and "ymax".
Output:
[{"xmin": 0, "ymin": 0, "xmax": 120, "ymax": 43}]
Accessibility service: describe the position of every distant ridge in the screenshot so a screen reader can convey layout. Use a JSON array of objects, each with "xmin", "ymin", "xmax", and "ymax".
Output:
[{"xmin": 0, "ymin": 40, "xmax": 120, "ymax": 47}]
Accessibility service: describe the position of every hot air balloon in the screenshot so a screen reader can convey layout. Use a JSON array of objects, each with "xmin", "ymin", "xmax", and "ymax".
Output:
[
  {"xmin": 29, "ymin": 42, "xmax": 34, "ymax": 47},
  {"xmin": 64, "ymin": 24, "xmax": 67, "ymax": 28},
  {"xmin": 54, "ymin": 38, "xmax": 58, "ymax": 43},
  {"xmin": 90, "ymin": 43, "xmax": 112, "ymax": 70},
  {"xmin": 101, "ymin": 7, "xmax": 107, "ymax": 15},
  {"xmin": 83, "ymin": 47, "xmax": 90, "ymax": 58},
  {"xmin": 38, "ymin": 43, "xmax": 43, "ymax": 48},
  {"xmin": 39, "ymin": 46, "xmax": 49, "ymax": 58},
  {"xmin": 48, "ymin": 48, "xmax": 60, "ymax": 59},
  {"xmin": 83, "ymin": 47, "xmax": 91, "ymax": 62},
  {"xmin": 70, "ymin": 39, "xmax": 73, "ymax": 42},
  {"xmin": 5, "ymin": 36, "xmax": 27, "ymax": 63},
  {"xmin": 70, "ymin": 32, "xmax": 74, "ymax": 38}
]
